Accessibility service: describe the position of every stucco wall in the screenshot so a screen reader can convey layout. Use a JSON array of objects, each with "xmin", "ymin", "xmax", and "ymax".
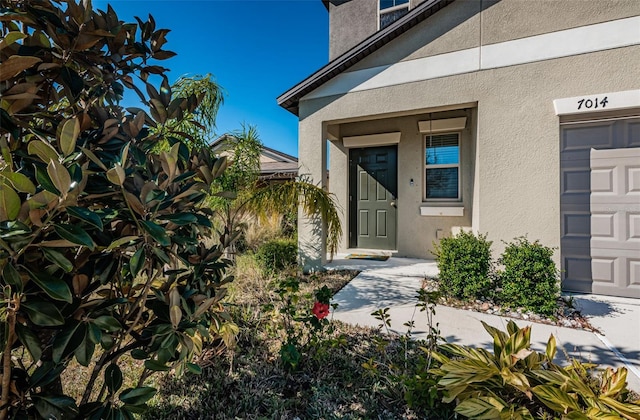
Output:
[
  {"xmin": 297, "ymin": 0, "xmax": 640, "ymax": 269},
  {"xmin": 480, "ymin": 0, "xmax": 640, "ymax": 45},
  {"xmin": 350, "ymin": 0, "xmax": 482, "ymax": 71},
  {"xmin": 348, "ymin": 0, "xmax": 639, "ymax": 71},
  {"xmin": 329, "ymin": 0, "xmax": 378, "ymax": 60}
]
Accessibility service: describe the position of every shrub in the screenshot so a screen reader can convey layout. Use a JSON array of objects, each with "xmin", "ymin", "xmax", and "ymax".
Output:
[
  {"xmin": 255, "ymin": 238, "xmax": 298, "ymax": 274},
  {"xmin": 498, "ymin": 237, "xmax": 560, "ymax": 316},
  {"xmin": 433, "ymin": 231, "xmax": 493, "ymax": 300},
  {"xmin": 432, "ymin": 321, "xmax": 640, "ymax": 418},
  {"xmin": 0, "ymin": 2, "xmax": 235, "ymax": 418}
]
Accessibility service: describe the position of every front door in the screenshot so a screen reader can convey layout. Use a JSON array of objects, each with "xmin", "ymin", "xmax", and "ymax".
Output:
[{"xmin": 349, "ymin": 146, "xmax": 397, "ymax": 250}]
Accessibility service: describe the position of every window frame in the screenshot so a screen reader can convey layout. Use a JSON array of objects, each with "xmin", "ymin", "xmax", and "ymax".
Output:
[
  {"xmin": 378, "ymin": 0, "xmax": 410, "ymax": 30},
  {"xmin": 423, "ymin": 132, "xmax": 462, "ymax": 202}
]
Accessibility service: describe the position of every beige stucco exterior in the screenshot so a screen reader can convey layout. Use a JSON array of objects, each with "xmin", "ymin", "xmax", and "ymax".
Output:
[{"xmin": 295, "ymin": 0, "xmax": 640, "ymax": 271}]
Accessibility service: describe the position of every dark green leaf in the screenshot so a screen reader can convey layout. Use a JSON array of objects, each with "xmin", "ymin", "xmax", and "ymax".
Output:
[
  {"xmin": 29, "ymin": 362, "xmax": 65, "ymax": 388},
  {"xmin": 150, "ymin": 247, "xmax": 171, "ymax": 265},
  {"xmin": 16, "ymin": 323, "xmax": 42, "ymax": 361},
  {"xmin": 74, "ymin": 329, "xmax": 95, "ymax": 367},
  {"xmin": 119, "ymin": 387, "xmax": 156, "ymax": 405},
  {"xmin": 26, "ymin": 268, "xmax": 73, "ymax": 303},
  {"xmin": 185, "ymin": 362, "xmax": 202, "ymax": 375},
  {"xmin": 33, "ymin": 394, "xmax": 78, "ymax": 420},
  {"xmin": 141, "ymin": 220, "xmax": 170, "ymax": 246},
  {"xmin": 52, "ymin": 321, "xmax": 84, "ymax": 363},
  {"xmin": 35, "ymin": 164, "xmax": 61, "ymax": 195},
  {"xmin": 129, "ymin": 247, "xmax": 144, "ymax": 278},
  {"xmin": 144, "ymin": 359, "xmax": 170, "ymax": 371},
  {"xmin": 131, "ymin": 349, "xmax": 148, "ymax": 360},
  {"xmin": 54, "ymin": 223, "xmax": 95, "ymax": 249},
  {"xmin": 144, "ymin": 189, "xmax": 165, "ymax": 204},
  {"xmin": 101, "ymin": 333, "xmax": 114, "ymax": 350},
  {"xmin": 105, "ymin": 364, "xmax": 123, "ymax": 393},
  {"xmin": 42, "ymin": 248, "xmax": 73, "ymax": 273},
  {"xmin": 158, "ymin": 213, "xmax": 197, "ymax": 225},
  {"xmin": 22, "ymin": 301, "xmax": 65, "ymax": 326},
  {"xmin": 61, "ymin": 66, "xmax": 84, "ymax": 99},
  {"xmin": 88, "ymin": 322, "xmax": 102, "ymax": 344},
  {"xmin": 194, "ymin": 214, "xmax": 212, "ymax": 228},
  {"xmin": 92, "ymin": 315, "xmax": 121, "ymax": 332},
  {"xmin": 2, "ymin": 263, "xmax": 22, "ymax": 291},
  {"xmin": 78, "ymin": 402, "xmax": 103, "ymax": 419},
  {"xmin": 66, "ymin": 206, "xmax": 104, "ymax": 230}
]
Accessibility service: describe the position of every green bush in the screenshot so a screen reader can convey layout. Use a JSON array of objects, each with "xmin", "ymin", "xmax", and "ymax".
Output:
[
  {"xmin": 255, "ymin": 238, "xmax": 298, "ymax": 274},
  {"xmin": 498, "ymin": 237, "xmax": 560, "ymax": 316},
  {"xmin": 433, "ymin": 231, "xmax": 493, "ymax": 300}
]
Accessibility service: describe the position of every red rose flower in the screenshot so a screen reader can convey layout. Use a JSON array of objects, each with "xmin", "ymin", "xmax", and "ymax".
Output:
[{"xmin": 312, "ymin": 301, "xmax": 330, "ymax": 320}]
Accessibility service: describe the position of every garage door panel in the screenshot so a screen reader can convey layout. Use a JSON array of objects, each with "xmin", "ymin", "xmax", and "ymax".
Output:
[
  {"xmin": 591, "ymin": 258, "xmax": 616, "ymax": 283},
  {"xmin": 561, "ymin": 124, "xmax": 614, "ymax": 152},
  {"xmin": 627, "ymin": 166, "xmax": 640, "ymax": 193},
  {"xmin": 592, "ymin": 283, "xmax": 640, "ymax": 299},
  {"xmin": 590, "ymin": 212, "xmax": 616, "ymax": 238},
  {"xmin": 629, "ymin": 213, "xmax": 640, "ymax": 241},
  {"xmin": 630, "ymin": 259, "xmax": 640, "ymax": 286},
  {"xmin": 628, "ymin": 121, "xmax": 640, "ymax": 147},
  {"xmin": 563, "ymin": 253, "xmax": 592, "ymax": 288}
]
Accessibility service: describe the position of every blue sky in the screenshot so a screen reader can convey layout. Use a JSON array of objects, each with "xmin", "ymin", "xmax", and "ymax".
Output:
[{"xmin": 93, "ymin": 0, "xmax": 329, "ymax": 157}]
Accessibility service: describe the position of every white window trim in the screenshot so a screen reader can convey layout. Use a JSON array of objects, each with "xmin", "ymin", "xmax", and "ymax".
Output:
[
  {"xmin": 378, "ymin": 0, "xmax": 410, "ymax": 30},
  {"xmin": 424, "ymin": 132, "xmax": 462, "ymax": 202}
]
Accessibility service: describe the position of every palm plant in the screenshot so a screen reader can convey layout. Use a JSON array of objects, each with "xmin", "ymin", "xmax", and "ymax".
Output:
[
  {"xmin": 206, "ymin": 126, "xmax": 342, "ymax": 260},
  {"xmin": 169, "ymin": 74, "xmax": 225, "ymax": 148}
]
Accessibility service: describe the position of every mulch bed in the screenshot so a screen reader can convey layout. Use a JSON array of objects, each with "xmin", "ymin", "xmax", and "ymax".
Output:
[{"xmin": 421, "ymin": 277, "xmax": 599, "ymax": 333}]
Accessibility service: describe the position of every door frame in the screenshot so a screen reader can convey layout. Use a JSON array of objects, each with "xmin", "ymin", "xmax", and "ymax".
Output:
[{"xmin": 348, "ymin": 145, "xmax": 398, "ymax": 249}]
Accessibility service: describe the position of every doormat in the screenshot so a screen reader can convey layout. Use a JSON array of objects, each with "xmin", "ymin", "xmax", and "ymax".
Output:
[{"xmin": 345, "ymin": 254, "xmax": 389, "ymax": 261}]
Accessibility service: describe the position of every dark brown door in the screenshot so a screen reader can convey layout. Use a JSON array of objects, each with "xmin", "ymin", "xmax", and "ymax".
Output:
[{"xmin": 349, "ymin": 146, "xmax": 397, "ymax": 250}]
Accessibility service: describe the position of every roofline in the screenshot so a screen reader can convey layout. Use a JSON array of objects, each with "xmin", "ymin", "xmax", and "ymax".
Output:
[
  {"xmin": 322, "ymin": 0, "xmax": 352, "ymax": 10},
  {"xmin": 278, "ymin": 0, "xmax": 455, "ymax": 115},
  {"xmin": 261, "ymin": 145, "xmax": 298, "ymax": 161},
  {"xmin": 210, "ymin": 134, "xmax": 298, "ymax": 161}
]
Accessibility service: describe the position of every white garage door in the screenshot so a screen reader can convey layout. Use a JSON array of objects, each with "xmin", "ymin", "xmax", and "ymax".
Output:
[
  {"xmin": 590, "ymin": 148, "xmax": 640, "ymax": 297},
  {"xmin": 560, "ymin": 117, "xmax": 640, "ymax": 298}
]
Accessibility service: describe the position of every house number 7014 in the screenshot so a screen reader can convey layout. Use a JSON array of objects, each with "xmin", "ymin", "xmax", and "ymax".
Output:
[{"xmin": 577, "ymin": 97, "xmax": 608, "ymax": 110}]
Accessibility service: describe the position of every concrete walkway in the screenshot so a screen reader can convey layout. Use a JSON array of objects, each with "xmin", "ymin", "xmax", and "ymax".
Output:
[{"xmin": 326, "ymin": 255, "xmax": 640, "ymax": 391}]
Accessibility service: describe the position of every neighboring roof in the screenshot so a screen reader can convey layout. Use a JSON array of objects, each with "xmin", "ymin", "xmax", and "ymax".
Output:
[
  {"xmin": 278, "ymin": 0, "xmax": 455, "ymax": 115},
  {"xmin": 260, "ymin": 145, "xmax": 298, "ymax": 164},
  {"xmin": 259, "ymin": 161, "xmax": 299, "ymax": 176},
  {"xmin": 210, "ymin": 134, "xmax": 298, "ymax": 178}
]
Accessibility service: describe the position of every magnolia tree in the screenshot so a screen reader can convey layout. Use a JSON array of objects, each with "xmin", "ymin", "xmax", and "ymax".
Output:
[{"xmin": 0, "ymin": 1, "xmax": 235, "ymax": 418}]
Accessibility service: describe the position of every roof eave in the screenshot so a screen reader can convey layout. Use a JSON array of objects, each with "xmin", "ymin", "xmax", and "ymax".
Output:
[{"xmin": 278, "ymin": 0, "xmax": 455, "ymax": 115}]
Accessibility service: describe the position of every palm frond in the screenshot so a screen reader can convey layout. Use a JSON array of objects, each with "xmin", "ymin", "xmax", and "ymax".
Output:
[{"xmin": 247, "ymin": 181, "xmax": 342, "ymax": 257}]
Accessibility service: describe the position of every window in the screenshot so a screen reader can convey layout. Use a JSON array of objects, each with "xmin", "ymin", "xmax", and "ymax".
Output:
[
  {"xmin": 425, "ymin": 133, "xmax": 460, "ymax": 200},
  {"xmin": 379, "ymin": 0, "xmax": 409, "ymax": 29}
]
